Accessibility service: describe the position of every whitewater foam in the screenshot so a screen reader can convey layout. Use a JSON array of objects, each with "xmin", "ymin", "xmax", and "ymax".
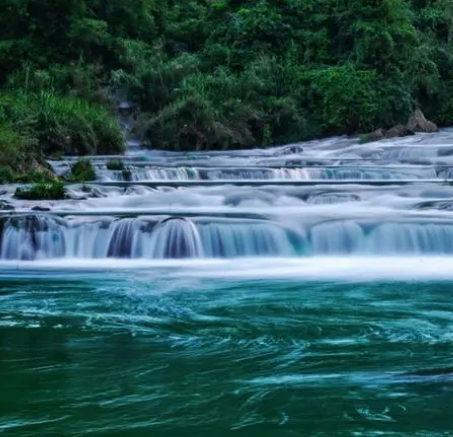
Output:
[{"xmin": 2, "ymin": 257, "xmax": 453, "ymax": 281}]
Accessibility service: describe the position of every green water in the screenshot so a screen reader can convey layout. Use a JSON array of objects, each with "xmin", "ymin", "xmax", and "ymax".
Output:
[{"xmin": 1, "ymin": 269, "xmax": 453, "ymax": 436}]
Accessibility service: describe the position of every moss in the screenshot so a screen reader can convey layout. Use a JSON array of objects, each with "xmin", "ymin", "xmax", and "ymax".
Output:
[{"xmin": 14, "ymin": 181, "xmax": 66, "ymax": 200}]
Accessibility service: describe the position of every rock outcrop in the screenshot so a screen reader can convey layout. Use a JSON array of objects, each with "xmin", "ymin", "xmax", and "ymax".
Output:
[
  {"xmin": 361, "ymin": 109, "xmax": 438, "ymax": 143},
  {"xmin": 407, "ymin": 109, "xmax": 439, "ymax": 133},
  {"xmin": 385, "ymin": 124, "xmax": 415, "ymax": 139},
  {"xmin": 31, "ymin": 205, "xmax": 51, "ymax": 212},
  {"xmin": 367, "ymin": 128, "xmax": 385, "ymax": 142}
]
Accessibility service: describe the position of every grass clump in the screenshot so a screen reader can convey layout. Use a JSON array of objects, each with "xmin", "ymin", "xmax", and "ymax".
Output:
[
  {"xmin": 0, "ymin": 90, "xmax": 125, "ymax": 158},
  {"xmin": 106, "ymin": 159, "xmax": 125, "ymax": 170},
  {"xmin": 14, "ymin": 181, "xmax": 66, "ymax": 200},
  {"xmin": 14, "ymin": 169, "xmax": 58, "ymax": 183},
  {"xmin": 70, "ymin": 159, "xmax": 96, "ymax": 182}
]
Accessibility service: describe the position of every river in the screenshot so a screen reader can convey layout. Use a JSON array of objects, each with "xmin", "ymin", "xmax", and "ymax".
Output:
[{"xmin": 2, "ymin": 131, "xmax": 453, "ymax": 435}]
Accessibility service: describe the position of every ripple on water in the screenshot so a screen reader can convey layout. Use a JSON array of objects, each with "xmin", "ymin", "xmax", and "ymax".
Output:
[{"xmin": 1, "ymin": 271, "xmax": 453, "ymax": 435}]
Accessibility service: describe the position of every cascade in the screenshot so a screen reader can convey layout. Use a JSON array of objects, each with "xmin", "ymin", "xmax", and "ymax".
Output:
[
  {"xmin": 3, "ymin": 215, "xmax": 453, "ymax": 259},
  {"xmin": 0, "ymin": 216, "xmax": 66, "ymax": 260},
  {"xmin": 4, "ymin": 129, "xmax": 453, "ymax": 262},
  {"xmin": 141, "ymin": 218, "xmax": 203, "ymax": 259},
  {"xmin": 103, "ymin": 165, "xmax": 439, "ymax": 182},
  {"xmin": 197, "ymin": 220, "xmax": 299, "ymax": 257}
]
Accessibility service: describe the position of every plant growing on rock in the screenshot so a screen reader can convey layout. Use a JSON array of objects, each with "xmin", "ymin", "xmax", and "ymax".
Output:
[
  {"xmin": 70, "ymin": 159, "xmax": 96, "ymax": 182},
  {"xmin": 106, "ymin": 159, "xmax": 125, "ymax": 170},
  {"xmin": 14, "ymin": 181, "xmax": 66, "ymax": 200}
]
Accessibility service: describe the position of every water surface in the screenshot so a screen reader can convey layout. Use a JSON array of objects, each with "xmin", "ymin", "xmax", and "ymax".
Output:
[{"xmin": 1, "ymin": 264, "xmax": 453, "ymax": 436}]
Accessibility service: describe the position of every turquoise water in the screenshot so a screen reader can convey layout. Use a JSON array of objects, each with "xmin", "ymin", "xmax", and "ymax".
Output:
[{"xmin": 2, "ymin": 263, "xmax": 453, "ymax": 436}]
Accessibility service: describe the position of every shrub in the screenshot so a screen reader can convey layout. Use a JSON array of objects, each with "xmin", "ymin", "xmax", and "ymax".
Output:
[
  {"xmin": 0, "ymin": 166, "xmax": 15, "ymax": 183},
  {"xmin": 106, "ymin": 159, "xmax": 125, "ymax": 170},
  {"xmin": 0, "ymin": 123, "xmax": 28, "ymax": 170},
  {"xmin": 70, "ymin": 159, "xmax": 96, "ymax": 182},
  {"xmin": 14, "ymin": 169, "xmax": 57, "ymax": 183},
  {"xmin": 14, "ymin": 181, "xmax": 66, "ymax": 200},
  {"xmin": 0, "ymin": 90, "xmax": 125, "ymax": 158}
]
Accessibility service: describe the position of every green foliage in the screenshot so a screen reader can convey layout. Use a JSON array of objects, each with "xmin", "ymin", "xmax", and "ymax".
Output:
[
  {"xmin": 13, "ymin": 169, "xmax": 57, "ymax": 183},
  {"xmin": 0, "ymin": 167, "xmax": 15, "ymax": 184},
  {"xmin": 0, "ymin": 0, "xmax": 452, "ymax": 152},
  {"xmin": 106, "ymin": 159, "xmax": 125, "ymax": 170},
  {"xmin": 14, "ymin": 181, "xmax": 66, "ymax": 200},
  {"xmin": 0, "ymin": 124, "xmax": 27, "ymax": 169},
  {"xmin": 307, "ymin": 65, "xmax": 384, "ymax": 133},
  {"xmin": 70, "ymin": 159, "xmax": 96, "ymax": 182},
  {"xmin": 0, "ymin": 90, "xmax": 124, "ymax": 160}
]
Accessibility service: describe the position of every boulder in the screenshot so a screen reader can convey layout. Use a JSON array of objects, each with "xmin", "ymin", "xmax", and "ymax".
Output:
[
  {"xmin": 385, "ymin": 125, "xmax": 415, "ymax": 139},
  {"xmin": 31, "ymin": 205, "xmax": 51, "ymax": 212},
  {"xmin": 0, "ymin": 201, "xmax": 14, "ymax": 211},
  {"xmin": 407, "ymin": 109, "xmax": 438, "ymax": 133},
  {"xmin": 368, "ymin": 128, "xmax": 385, "ymax": 142}
]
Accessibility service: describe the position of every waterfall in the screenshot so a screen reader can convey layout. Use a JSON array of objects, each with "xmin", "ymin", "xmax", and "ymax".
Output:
[
  {"xmin": 107, "ymin": 219, "xmax": 142, "ymax": 258},
  {"xmin": 309, "ymin": 221, "xmax": 364, "ymax": 254},
  {"xmin": 197, "ymin": 221, "xmax": 299, "ymax": 257},
  {"xmin": 4, "ymin": 215, "xmax": 453, "ymax": 260},
  {"xmin": 103, "ymin": 166, "xmax": 439, "ymax": 182},
  {"xmin": 307, "ymin": 220, "xmax": 453, "ymax": 255},
  {"xmin": 141, "ymin": 218, "xmax": 203, "ymax": 259},
  {"xmin": 0, "ymin": 216, "xmax": 66, "ymax": 261},
  {"xmin": 106, "ymin": 167, "xmax": 199, "ymax": 181}
]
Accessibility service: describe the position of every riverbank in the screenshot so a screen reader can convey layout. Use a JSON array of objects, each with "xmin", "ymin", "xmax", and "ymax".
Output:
[{"xmin": 1, "ymin": 1, "xmax": 452, "ymax": 172}]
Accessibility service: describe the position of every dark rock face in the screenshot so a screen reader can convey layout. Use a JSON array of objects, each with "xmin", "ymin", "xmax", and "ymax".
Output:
[{"xmin": 407, "ymin": 109, "xmax": 439, "ymax": 133}]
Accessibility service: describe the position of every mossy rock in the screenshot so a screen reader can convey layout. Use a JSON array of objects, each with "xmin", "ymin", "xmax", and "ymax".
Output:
[{"xmin": 0, "ymin": 201, "xmax": 14, "ymax": 211}]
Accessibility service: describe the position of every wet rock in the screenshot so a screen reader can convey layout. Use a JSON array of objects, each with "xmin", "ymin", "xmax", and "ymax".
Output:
[
  {"xmin": 360, "ymin": 128, "xmax": 385, "ymax": 144},
  {"xmin": 407, "ymin": 109, "xmax": 438, "ymax": 133},
  {"xmin": 385, "ymin": 124, "xmax": 415, "ymax": 139},
  {"xmin": 31, "ymin": 205, "xmax": 51, "ymax": 212},
  {"xmin": 0, "ymin": 201, "xmax": 14, "ymax": 211},
  {"xmin": 276, "ymin": 145, "xmax": 304, "ymax": 156}
]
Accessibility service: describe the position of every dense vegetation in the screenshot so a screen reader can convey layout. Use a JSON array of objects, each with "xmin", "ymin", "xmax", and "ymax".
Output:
[{"xmin": 0, "ymin": 0, "xmax": 452, "ymax": 173}]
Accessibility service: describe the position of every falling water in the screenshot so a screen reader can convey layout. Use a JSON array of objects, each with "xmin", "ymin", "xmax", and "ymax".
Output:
[{"xmin": 4, "ymin": 215, "xmax": 453, "ymax": 260}]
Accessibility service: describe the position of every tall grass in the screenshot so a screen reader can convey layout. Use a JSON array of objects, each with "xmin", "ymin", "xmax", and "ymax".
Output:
[{"xmin": 0, "ymin": 90, "xmax": 125, "ymax": 158}]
